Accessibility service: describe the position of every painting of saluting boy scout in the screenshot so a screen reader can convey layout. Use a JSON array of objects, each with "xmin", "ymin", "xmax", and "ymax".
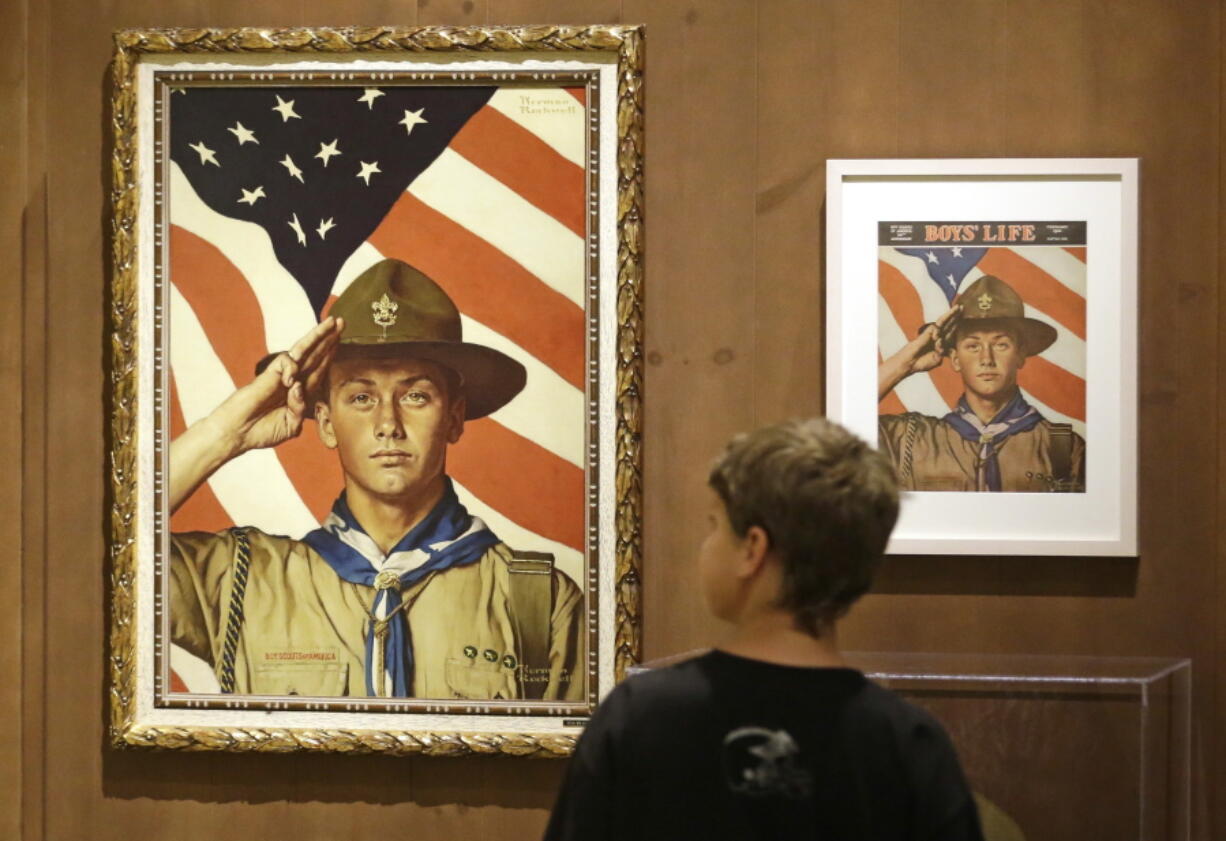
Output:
[
  {"xmin": 163, "ymin": 81, "xmax": 592, "ymax": 702},
  {"xmin": 877, "ymin": 221, "xmax": 1087, "ymax": 493}
]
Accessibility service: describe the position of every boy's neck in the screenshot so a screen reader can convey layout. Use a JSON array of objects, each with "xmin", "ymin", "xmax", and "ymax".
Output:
[
  {"xmin": 964, "ymin": 384, "xmax": 1019, "ymax": 425},
  {"xmin": 718, "ymin": 609, "xmax": 846, "ymax": 668},
  {"xmin": 344, "ymin": 476, "xmax": 447, "ymax": 556}
]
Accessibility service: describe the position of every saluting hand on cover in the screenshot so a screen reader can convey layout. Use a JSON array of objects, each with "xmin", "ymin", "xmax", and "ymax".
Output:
[
  {"xmin": 168, "ymin": 316, "xmax": 344, "ymax": 513},
  {"xmin": 877, "ymin": 304, "xmax": 960, "ymax": 402}
]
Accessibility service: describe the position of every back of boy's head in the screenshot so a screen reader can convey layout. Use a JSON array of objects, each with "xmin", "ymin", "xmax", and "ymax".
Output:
[{"xmin": 708, "ymin": 417, "xmax": 900, "ymax": 637}]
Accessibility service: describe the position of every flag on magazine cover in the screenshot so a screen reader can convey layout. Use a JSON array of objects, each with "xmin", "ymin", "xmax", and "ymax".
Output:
[{"xmin": 166, "ymin": 84, "xmax": 589, "ymax": 593}]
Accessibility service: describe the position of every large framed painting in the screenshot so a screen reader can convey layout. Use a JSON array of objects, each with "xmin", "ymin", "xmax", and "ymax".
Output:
[
  {"xmin": 826, "ymin": 159, "xmax": 1137, "ymax": 556},
  {"xmin": 107, "ymin": 25, "xmax": 644, "ymax": 756}
]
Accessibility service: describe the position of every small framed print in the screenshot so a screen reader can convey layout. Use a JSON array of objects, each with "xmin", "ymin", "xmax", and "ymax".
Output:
[
  {"xmin": 107, "ymin": 26, "xmax": 643, "ymax": 756},
  {"xmin": 826, "ymin": 158, "xmax": 1137, "ymax": 556}
]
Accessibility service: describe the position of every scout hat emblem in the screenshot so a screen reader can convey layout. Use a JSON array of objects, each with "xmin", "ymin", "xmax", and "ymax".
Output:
[
  {"xmin": 371, "ymin": 293, "xmax": 399, "ymax": 338},
  {"xmin": 976, "ymin": 293, "xmax": 993, "ymax": 313}
]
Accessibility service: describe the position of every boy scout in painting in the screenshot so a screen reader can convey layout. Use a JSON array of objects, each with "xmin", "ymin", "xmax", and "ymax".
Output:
[
  {"xmin": 877, "ymin": 275, "xmax": 1085, "ymax": 493},
  {"xmin": 168, "ymin": 259, "xmax": 584, "ymax": 699}
]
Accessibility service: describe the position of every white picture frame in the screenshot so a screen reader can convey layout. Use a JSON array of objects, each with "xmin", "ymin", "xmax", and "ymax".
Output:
[{"xmin": 826, "ymin": 158, "xmax": 1138, "ymax": 556}]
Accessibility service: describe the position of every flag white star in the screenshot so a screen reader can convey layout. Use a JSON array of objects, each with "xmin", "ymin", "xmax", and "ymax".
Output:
[
  {"xmin": 925, "ymin": 251, "xmax": 939, "ymax": 264},
  {"xmin": 398, "ymin": 108, "xmax": 428, "ymax": 135},
  {"xmin": 946, "ymin": 273, "xmax": 955, "ymax": 284},
  {"xmin": 356, "ymin": 160, "xmax": 381, "ymax": 186},
  {"xmin": 951, "ymin": 246, "xmax": 964, "ymax": 258},
  {"xmin": 237, "ymin": 186, "xmax": 266, "ymax": 206},
  {"xmin": 315, "ymin": 139, "xmax": 342, "ymax": 167},
  {"xmin": 317, "ymin": 217, "xmax": 336, "ymax": 240},
  {"xmin": 272, "ymin": 95, "xmax": 301, "ymax": 122},
  {"xmin": 228, "ymin": 122, "xmax": 258, "ymax": 145},
  {"xmin": 288, "ymin": 213, "xmax": 307, "ymax": 246},
  {"xmin": 280, "ymin": 154, "xmax": 304, "ymax": 183},
  {"xmin": 189, "ymin": 141, "xmax": 219, "ymax": 166},
  {"xmin": 358, "ymin": 88, "xmax": 385, "ymax": 109}
]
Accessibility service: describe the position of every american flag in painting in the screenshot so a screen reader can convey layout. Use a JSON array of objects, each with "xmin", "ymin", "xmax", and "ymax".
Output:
[
  {"xmin": 878, "ymin": 223, "xmax": 1087, "ymax": 439},
  {"xmin": 165, "ymin": 82, "xmax": 588, "ymax": 626}
]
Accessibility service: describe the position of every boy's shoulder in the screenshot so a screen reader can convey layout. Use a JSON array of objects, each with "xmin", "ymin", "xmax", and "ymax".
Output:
[
  {"xmin": 611, "ymin": 649, "xmax": 871, "ymax": 712},
  {"xmin": 840, "ymin": 675, "xmax": 959, "ymax": 745},
  {"xmin": 602, "ymin": 652, "xmax": 723, "ymax": 715},
  {"xmin": 616, "ymin": 651, "xmax": 951, "ymax": 743}
]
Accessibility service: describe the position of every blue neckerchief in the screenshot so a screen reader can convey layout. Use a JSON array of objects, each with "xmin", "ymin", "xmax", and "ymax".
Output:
[
  {"xmin": 942, "ymin": 392, "xmax": 1043, "ymax": 491},
  {"xmin": 303, "ymin": 479, "xmax": 499, "ymax": 696}
]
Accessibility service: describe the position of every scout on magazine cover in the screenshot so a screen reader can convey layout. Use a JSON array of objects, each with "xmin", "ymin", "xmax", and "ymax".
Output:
[{"xmin": 876, "ymin": 221, "xmax": 1087, "ymax": 493}]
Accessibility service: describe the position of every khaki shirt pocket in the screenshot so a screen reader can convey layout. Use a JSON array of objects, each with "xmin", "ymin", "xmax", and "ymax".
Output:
[
  {"xmin": 915, "ymin": 475, "xmax": 969, "ymax": 492},
  {"xmin": 445, "ymin": 657, "xmax": 511, "ymax": 700},
  {"xmin": 252, "ymin": 661, "xmax": 349, "ymax": 697}
]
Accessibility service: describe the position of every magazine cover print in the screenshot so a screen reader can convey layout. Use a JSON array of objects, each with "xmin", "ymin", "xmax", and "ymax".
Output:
[{"xmin": 877, "ymin": 221, "xmax": 1086, "ymax": 494}]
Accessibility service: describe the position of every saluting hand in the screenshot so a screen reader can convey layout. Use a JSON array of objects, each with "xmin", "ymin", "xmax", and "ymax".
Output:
[
  {"xmin": 208, "ymin": 316, "xmax": 345, "ymax": 454},
  {"xmin": 877, "ymin": 305, "xmax": 960, "ymax": 402},
  {"xmin": 168, "ymin": 316, "xmax": 344, "ymax": 515}
]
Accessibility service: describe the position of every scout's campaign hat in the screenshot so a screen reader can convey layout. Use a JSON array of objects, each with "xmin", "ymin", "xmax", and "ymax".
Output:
[
  {"xmin": 950, "ymin": 275, "xmax": 1057, "ymax": 357},
  {"xmin": 320, "ymin": 259, "xmax": 525, "ymax": 419}
]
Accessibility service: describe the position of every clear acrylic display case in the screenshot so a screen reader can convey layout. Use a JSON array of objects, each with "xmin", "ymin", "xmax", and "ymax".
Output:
[
  {"xmin": 631, "ymin": 651, "xmax": 1191, "ymax": 841},
  {"xmin": 849, "ymin": 653, "xmax": 1190, "ymax": 841}
]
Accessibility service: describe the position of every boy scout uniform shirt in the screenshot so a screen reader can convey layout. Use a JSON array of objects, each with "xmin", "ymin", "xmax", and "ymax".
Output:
[
  {"xmin": 169, "ymin": 529, "xmax": 584, "ymax": 700},
  {"xmin": 879, "ymin": 412, "xmax": 1086, "ymax": 492}
]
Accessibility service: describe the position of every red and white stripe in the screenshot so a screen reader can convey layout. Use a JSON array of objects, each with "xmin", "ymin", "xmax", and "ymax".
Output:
[
  {"xmin": 878, "ymin": 245, "xmax": 1087, "ymax": 439},
  {"xmin": 168, "ymin": 87, "xmax": 588, "ymax": 587}
]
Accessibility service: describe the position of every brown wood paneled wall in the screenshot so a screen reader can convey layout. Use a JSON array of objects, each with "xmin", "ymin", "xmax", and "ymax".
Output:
[
  {"xmin": 1, "ymin": 0, "xmax": 28, "ymax": 838},
  {"xmin": 2, "ymin": 1, "xmax": 1223, "ymax": 838}
]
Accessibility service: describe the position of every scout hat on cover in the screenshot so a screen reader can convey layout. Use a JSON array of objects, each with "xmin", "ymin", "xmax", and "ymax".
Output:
[
  {"xmin": 319, "ymin": 259, "xmax": 526, "ymax": 419},
  {"xmin": 948, "ymin": 275, "xmax": 1057, "ymax": 357}
]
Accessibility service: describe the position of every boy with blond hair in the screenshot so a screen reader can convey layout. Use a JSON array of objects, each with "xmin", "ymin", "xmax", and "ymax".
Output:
[{"xmin": 546, "ymin": 417, "xmax": 983, "ymax": 840}]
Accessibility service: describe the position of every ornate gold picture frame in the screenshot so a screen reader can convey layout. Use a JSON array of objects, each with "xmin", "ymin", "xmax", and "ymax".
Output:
[{"xmin": 108, "ymin": 25, "xmax": 643, "ymax": 756}]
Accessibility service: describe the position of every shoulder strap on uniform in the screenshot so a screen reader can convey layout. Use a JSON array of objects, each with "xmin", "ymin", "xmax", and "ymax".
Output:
[
  {"xmin": 507, "ymin": 550, "xmax": 554, "ymax": 700},
  {"xmin": 217, "ymin": 527, "xmax": 253, "ymax": 694},
  {"xmin": 900, "ymin": 413, "xmax": 919, "ymax": 485},
  {"xmin": 1048, "ymin": 423, "xmax": 1074, "ymax": 485}
]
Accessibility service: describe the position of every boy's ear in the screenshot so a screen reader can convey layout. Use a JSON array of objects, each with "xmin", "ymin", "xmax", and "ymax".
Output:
[
  {"xmin": 447, "ymin": 395, "xmax": 466, "ymax": 444},
  {"xmin": 738, "ymin": 525, "xmax": 772, "ymax": 578},
  {"xmin": 316, "ymin": 402, "xmax": 338, "ymax": 449}
]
